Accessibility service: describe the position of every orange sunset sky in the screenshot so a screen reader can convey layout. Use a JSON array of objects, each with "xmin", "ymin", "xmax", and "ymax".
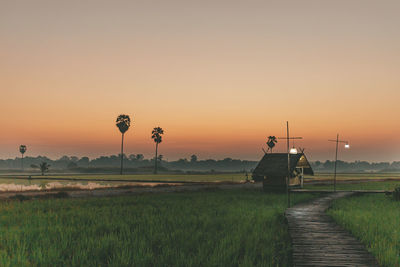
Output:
[{"xmin": 1, "ymin": 0, "xmax": 400, "ymax": 162}]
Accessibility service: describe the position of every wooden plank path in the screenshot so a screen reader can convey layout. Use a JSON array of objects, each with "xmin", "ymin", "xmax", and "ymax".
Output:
[{"xmin": 286, "ymin": 192, "xmax": 379, "ymax": 267}]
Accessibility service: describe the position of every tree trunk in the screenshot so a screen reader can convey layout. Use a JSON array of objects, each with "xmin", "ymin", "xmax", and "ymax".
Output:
[
  {"xmin": 154, "ymin": 143, "xmax": 158, "ymax": 174},
  {"xmin": 21, "ymin": 154, "xmax": 24, "ymax": 171},
  {"xmin": 120, "ymin": 133, "xmax": 124, "ymax": 175}
]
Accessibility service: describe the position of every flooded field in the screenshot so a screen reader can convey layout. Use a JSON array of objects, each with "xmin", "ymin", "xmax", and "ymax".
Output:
[
  {"xmin": 0, "ymin": 180, "xmax": 184, "ymax": 192},
  {"xmin": 0, "ymin": 173, "xmax": 247, "ymax": 183}
]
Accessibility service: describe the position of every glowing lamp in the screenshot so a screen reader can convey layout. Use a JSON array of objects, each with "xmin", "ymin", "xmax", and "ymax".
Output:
[
  {"xmin": 289, "ymin": 147, "xmax": 298, "ymax": 154},
  {"xmin": 344, "ymin": 144, "xmax": 350, "ymax": 149}
]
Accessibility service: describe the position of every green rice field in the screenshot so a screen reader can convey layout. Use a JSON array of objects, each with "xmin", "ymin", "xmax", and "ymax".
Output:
[
  {"xmin": 0, "ymin": 189, "xmax": 319, "ymax": 266},
  {"xmin": 303, "ymin": 180, "xmax": 400, "ymax": 191},
  {"xmin": 306, "ymin": 172, "xmax": 400, "ymax": 181},
  {"xmin": 328, "ymin": 194, "xmax": 400, "ymax": 267},
  {"xmin": 0, "ymin": 172, "xmax": 399, "ymax": 185}
]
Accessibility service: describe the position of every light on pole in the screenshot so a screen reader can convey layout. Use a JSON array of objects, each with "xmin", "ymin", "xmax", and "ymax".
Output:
[{"xmin": 328, "ymin": 134, "xmax": 349, "ymax": 192}]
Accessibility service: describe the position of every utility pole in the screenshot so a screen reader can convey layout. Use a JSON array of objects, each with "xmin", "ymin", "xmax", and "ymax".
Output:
[
  {"xmin": 279, "ymin": 122, "xmax": 302, "ymax": 208},
  {"xmin": 328, "ymin": 134, "xmax": 349, "ymax": 192}
]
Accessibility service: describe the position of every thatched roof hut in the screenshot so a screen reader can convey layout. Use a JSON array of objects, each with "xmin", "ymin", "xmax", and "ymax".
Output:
[{"xmin": 252, "ymin": 153, "xmax": 313, "ymax": 191}]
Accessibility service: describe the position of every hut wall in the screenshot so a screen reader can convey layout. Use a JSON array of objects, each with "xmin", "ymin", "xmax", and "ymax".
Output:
[
  {"xmin": 262, "ymin": 175, "xmax": 301, "ymax": 192},
  {"xmin": 262, "ymin": 175, "xmax": 286, "ymax": 192}
]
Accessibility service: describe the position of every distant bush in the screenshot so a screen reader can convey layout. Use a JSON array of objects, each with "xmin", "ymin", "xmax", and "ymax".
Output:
[
  {"xmin": 67, "ymin": 162, "xmax": 78, "ymax": 169},
  {"xmin": 36, "ymin": 192, "xmax": 69, "ymax": 199},
  {"xmin": 10, "ymin": 194, "xmax": 31, "ymax": 201},
  {"xmin": 393, "ymin": 186, "xmax": 400, "ymax": 201},
  {"xmin": 9, "ymin": 192, "xmax": 69, "ymax": 202}
]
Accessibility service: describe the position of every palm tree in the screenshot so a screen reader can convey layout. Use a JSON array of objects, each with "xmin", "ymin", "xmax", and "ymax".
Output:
[
  {"xmin": 151, "ymin": 127, "xmax": 164, "ymax": 174},
  {"xmin": 19, "ymin": 145, "xmax": 27, "ymax": 171},
  {"xmin": 267, "ymin": 136, "xmax": 277, "ymax": 153},
  {"xmin": 116, "ymin": 114, "xmax": 131, "ymax": 175},
  {"xmin": 39, "ymin": 162, "xmax": 50, "ymax": 176}
]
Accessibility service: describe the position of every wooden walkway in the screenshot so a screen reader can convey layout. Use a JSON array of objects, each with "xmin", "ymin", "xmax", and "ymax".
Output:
[{"xmin": 286, "ymin": 192, "xmax": 379, "ymax": 267}]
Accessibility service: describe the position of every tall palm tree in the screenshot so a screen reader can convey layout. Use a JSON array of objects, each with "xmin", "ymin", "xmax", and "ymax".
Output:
[
  {"xmin": 151, "ymin": 127, "xmax": 164, "ymax": 174},
  {"xmin": 19, "ymin": 145, "xmax": 27, "ymax": 171},
  {"xmin": 39, "ymin": 162, "xmax": 50, "ymax": 176},
  {"xmin": 267, "ymin": 136, "xmax": 277, "ymax": 153},
  {"xmin": 116, "ymin": 114, "xmax": 131, "ymax": 175}
]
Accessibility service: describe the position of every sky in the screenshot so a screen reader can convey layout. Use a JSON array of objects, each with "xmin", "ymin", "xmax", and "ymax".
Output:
[{"xmin": 1, "ymin": 0, "xmax": 400, "ymax": 162}]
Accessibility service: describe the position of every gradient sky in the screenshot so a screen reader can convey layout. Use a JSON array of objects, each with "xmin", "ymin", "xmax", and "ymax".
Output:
[{"xmin": 1, "ymin": 0, "xmax": 400, "ymax": 162}]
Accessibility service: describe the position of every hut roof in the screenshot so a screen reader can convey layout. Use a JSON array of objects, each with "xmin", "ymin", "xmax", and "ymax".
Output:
[{"xmin": 253, "ymin": 153, "xmax": 314, "ymax": 177}]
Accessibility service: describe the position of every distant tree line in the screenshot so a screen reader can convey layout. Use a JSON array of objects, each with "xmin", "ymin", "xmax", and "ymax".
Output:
[
  {"xmin": 0, "ymin": 155, "xmax": 256, "ymax": 173},
  {"xmin": 0, "ymin": 155, "xmax": 400, "ymax": 173},
  {"xmin": 311, "ymin": 160, "xmax": 400, "ymax": 173}
]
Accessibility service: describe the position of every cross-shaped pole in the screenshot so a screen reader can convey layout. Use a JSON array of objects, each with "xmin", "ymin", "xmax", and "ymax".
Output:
[
  {"xmin": 328, "ymin": 134, "xmax": 349, "ymax": 192},
  {"xmin": 278, "ymin": 121, "xmax": 302, "ymax": 208}
]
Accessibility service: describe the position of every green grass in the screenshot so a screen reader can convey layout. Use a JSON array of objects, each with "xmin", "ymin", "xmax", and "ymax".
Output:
[
  {"xmin": 328, "ymin": 194, "xmax": 400, "ymax": 267},
  {"xmin": 29, "ymin": 172, "xmax": 400, "ymax": 183},
  {"xmin": 0, "ymin": 172, "xmax": 399, "ymax": 187},
  {"xmin": 0, "ymin": 189, "xmax": 318, "ymax": 266}
]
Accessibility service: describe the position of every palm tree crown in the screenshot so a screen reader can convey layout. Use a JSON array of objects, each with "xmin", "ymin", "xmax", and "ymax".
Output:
[
  {"xmin": 19, "ymin": 145, "xmax": 27, "ymax": 154},
  {"xmin": 116, "ymin": 114, "xmax": 131, "ymax": 134},
  {"xmin": 267, "ymin": 136, "xmax": 277, "ymax": 152},
  {"xmin": 151, "ymin": 127, "xmax": 164, "ymax": 143}
]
